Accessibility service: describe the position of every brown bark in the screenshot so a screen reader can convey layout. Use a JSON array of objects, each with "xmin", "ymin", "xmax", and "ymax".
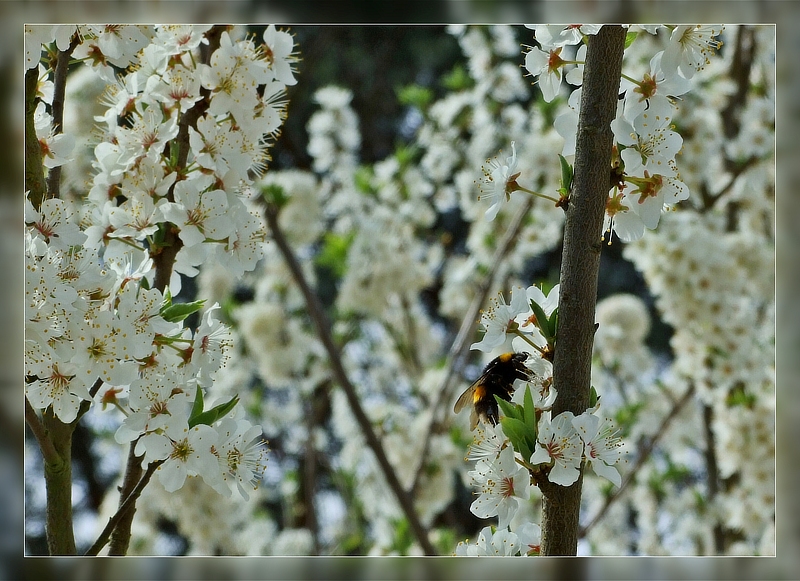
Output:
[{"xmin": 541, "ymin": 25, "xmax": 626, "ymax": 556}]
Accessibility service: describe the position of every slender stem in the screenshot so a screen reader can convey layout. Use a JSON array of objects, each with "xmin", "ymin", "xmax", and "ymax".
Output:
[
  {"xmin": 399, "ymin": 294, "xmax": 422, "ymax": 376},
  {"xmin": 702, "ymin": 403, "xmax": 725, "ymax": 554},
  {"xmin": 303, "ymin": 406, "xmax": 320, "ymax": 555},
  {"xmin": 578, "ymin": 383, "xmax": 695, "ymax": 538},
  {"xmin": 410, "ymin": 196, "xmax": 534, "ymax": 496},
  {"xmin": 264, "ymin": 202, "xmax": 437, "ymax": 556},
  {"xmin": 516, "ymin": 185, "xmax": 561, "ymax": 204},
  {"xmin": 107, "ymin": 440, "xmax": 145, "ymax": 555},
  {"xmin": 45, "ymin": 33, "xmax": 80, "ymax": 199},
  {"xmin": 619, "ymin": 72, "xmax": 642, "ymax": 86},
  {"xmin": 511, "ymin": 329, "xmax": 547, "ymax": 356}
]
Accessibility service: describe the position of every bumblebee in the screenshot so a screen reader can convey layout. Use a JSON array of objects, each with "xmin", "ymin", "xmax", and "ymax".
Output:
[{"xmin": 454, "ymin": 352, "xmax": 532, "ymax": 431}]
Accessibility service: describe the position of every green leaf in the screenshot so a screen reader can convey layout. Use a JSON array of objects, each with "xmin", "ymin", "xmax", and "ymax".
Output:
[
  {"xmin": 139, "ymin": 277, "xmax": 150, "ymax": 291},
  {"xmin": 522, "ymin": 385, "xmax": 538, "ymax": 448},
  {"xmin": 189, "ymin": 394, "xmax": 239, "ymax": 427},
  {"xmin": 396, "ymin": 83, "xmax": 433, "ymax": 110},
  {"xmin": 495, "ymin": 396, "xmax": 523, "ymax": 422},
  {"xmin": 353, "ymin": 166, "xmax": 376, "ymax": 196},
  {"xmin": 389, "ymin": 517, "xmax": 414, "ymax": 555},
  {"xmin": 260, "ymin": 183, "xmax": 289, "ymax": 208},
  {"xmin": 499, "ymin": 416, "xmax": 532, "ymax": 460},
  {"xmin": 190, "ymin": 385, "xmax": 204, "ymax": 422},
  {"xmin": 441, "ymin": 64, "xmax": 473, "ymax": 91},
  {"xmin": 315, "ymin": 231, "xmax": 355, "ymax": 278},
  {"xmin": 169, "ymin": 140, "xmax": 179, "ymax": 169},
  {"xmin": 589, "ymin": 385, "xmax": 600, "ymax": 408},
  {"xmin": 160, "ymin": 299, "xmax": 205, "ymax": 323},
  {"xmin": 558, "ymin": 154, "xmax": 573, "ymax": 192},
  {"xmin": 394, "ymin": 143, "xmax": 419, "ymax": 168},
  {"xmin": 547, "ymin": 307, "xmax": 558, "ymax": 342},
  {"xmin": 528, "ymin": 297, "xmax": 553, "ymax": 343},
  {"xmin": 624, "ymin": 31, "xmax": 638, "ymax": 49},
  {"xmin": 522, "ymin": 385, "xmax": 536, "ymax": 431}
]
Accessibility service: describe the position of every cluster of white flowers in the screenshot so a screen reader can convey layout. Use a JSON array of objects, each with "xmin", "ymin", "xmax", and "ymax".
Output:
[
  {"xmin": 592, "ymin": 293, "xmax": 655, "ymax": 400},
  {"xmin": 25, "ymin": 24, "xmax": 299, "ymax": 507},
  {"xmin": 513, "ymin": 25, "xmax": 723, "ymax": 242},
  {"xmin": 623, "ymin": 211, "xmax": 774, "ymax": 550}
]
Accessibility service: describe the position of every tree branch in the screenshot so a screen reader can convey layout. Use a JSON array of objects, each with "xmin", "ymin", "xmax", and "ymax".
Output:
[
  {"xmin": 702, "ymin": 402, "xmax": 725, "ymax": 554},
  {"xmin": 41, "ymin": 407, "xmax": 77, "ymax": 554},
  {"xmin": 264, "ymin": 201, "xmax": 437, "ymax": 555},
  {"xmin": 542, "ymin": 25, "xmax": 626, "ymax": 556},
  {"xmin": 85, "ymin": 460, "xmax": 163, "ymax": 556},
  {"xmin": 25, "ymin": 66, "xmax": 47, "ymax": 210},
  {"xmin": 45, "ymin": 33, "xmax": 80, "ymax": 199},
  {"xmin": 25, "ymin": 396, "xmax": 59, "ymax": 464}
]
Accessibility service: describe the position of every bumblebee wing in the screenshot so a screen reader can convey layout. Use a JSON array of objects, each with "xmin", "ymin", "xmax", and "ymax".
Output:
[
  {"xmin": 469, "ymin": 408, "xmax": 479, "ymax": 431},
  {"xmin": 453, "ymin": 383, "xmax": 476, "ymax": 414}
]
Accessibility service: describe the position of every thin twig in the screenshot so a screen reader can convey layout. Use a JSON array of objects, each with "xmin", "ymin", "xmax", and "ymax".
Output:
[
  {"xmin": 24, "ymin": 396, "xmax": 59, "ymax": 463},
  {"xmin": 304, "ymin": 410, "xmax": 320, "ymax": 555},
  {"xmin": 46, "ymin": 32, "xmax": 80, "ymax": 199},
  {"xmin": 264, "ymin": 202, "xmax": 437, "ymax": 555},
  {"xmin": 400, "ymin": 294, "xmax": 422, "ymax": 376},
  {"xmin": 703, "ymin": 403, "xmax": 726, "ymax": 553},
  {"xmin": 84, "ymin": 460, "xmax": 163, "ymax": 556},
  {"xmin": 578, "ymin": 383, "xmax": 695, "ymax": 538},
  {"xmin": 410, "ymin": 196, "xmax": 534, "ymax": 496},
  {"xmin": 72, "ymin": 378, "xmax": 106, "ymax": 426}
]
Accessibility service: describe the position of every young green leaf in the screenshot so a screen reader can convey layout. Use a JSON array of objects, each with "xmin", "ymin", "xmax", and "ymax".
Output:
[
  {"xmin": 495, "ymin": 396, "xmax": 523, "ymax": 422},
  {"xmin": 589, "ymin": 385, "xmax": 599, "ymax": 408},
  {"xmin": 189, "ymin": 394, "xmax": 240, "ymax": 427},
  {"xmin": 499, "ymin": 416, "xmax": 532, "ymax": 460},
  {"xmin": 160, "ymin": 299, "xmax": 205, "ymax": 323},
  {"xmin": 558, "ymin": 154, "xmax": 573, "ymax": 192},
  {"xmin": 190, "ymin": 384, "xmax": 204, "ymax": 422},
  {"xmin": 547, "ymin": 307, "xmax": 558, "ymax": 343},
  {"xmin": 261, "ymin": 183, "xmax": 289, "ymax": 208},
  {"xmin": 529, "ymin": 298, "xmax": 553, "ymax": 343},
  {"xmin": 522, "ymin": 385, "xmax": 536, "ymax": 432},
  {"xmin": 522, "ymin": 385, "xmax": 538, "ymax": 451}
]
